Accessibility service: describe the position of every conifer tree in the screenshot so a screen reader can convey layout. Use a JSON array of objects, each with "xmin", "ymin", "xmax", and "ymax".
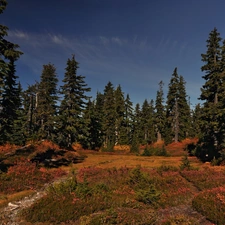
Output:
[
  {"xmin": 12, "ymin": 83, "xmax": 26, "ymax": 145},
  {"xmin": 124, "ymin": 94, "xmax": 133, "ymax": 145},
  {"xmin": 199, "ymin": 28, "xmax": 224, "ymax": 160},
  {"xmin": 114, "ymin": 85, "xmax": 126, "ymax": 145},
  {"xmin": 155, "ymin": 81, "xmax": 165, "ymax": 142},
  {"xmin": 190, "ymin": 103, "xmax": 202, "ymax": 138},
  {"xmin": 94, "ymin": 92, "xmax": 104, "ymax": 148},
  {"xmin": 102, "ymin": 82, "xmax": 116, "ymax": 151},
  {"xmin": 36, "ymin": 63, "xmax": 58, "ymax": 140},
  {"xmin": 0, "ymin": 1, "xmax": 23, "ymax": 144},
  {"xmin": 140, "ymin": 99, "xmax": 155, "ymax": 144},
  {"xmin": 165, "ymin": 68, "xmax": 180, "ymax": 144},
  {"xmin": 178, "ymin": 75, "xmax": 191, "ymax": 140},
  {"xmin": 165, "ymin": 68, "xmax": 190, "ymax": 144},
  {"xmin": 82, "ymin": 97, "xmax": 104, "ymax": 150},
  {"xmin": 22, "ymin": 83, "xmax": 39, "ymax": 140},
  {"xmin": 130, "ymin": 103, "xmax": 141, "ymax": 153},
  {"xmin": 58, "ymin": 55, "xmax": 90, "ymax": 148}
]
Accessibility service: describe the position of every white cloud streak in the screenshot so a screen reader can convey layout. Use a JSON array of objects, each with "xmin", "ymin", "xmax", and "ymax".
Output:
[{"xmin": 6, "ymin": 29, "xmax": 202, "ymax": 104}]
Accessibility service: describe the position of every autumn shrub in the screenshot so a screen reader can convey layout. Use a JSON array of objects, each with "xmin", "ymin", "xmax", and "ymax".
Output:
[
  {"xmin": 21, "ymin": 166, "xmax": 158, "ymax": 224},
  {"xmin": 114, "ymin": 144, "xmax": 130, "ymax": 152},
  {"xmin": 0, "ymin": 158, "xmax": 66, "ymax": 194},
  {"xmin": 192, "ymin": 187, "xmax": 225, "ymax": 225},
  {"xmin": 155, "ymin": 170, "xmax": 194, "ymax": 207},
  {"xmin": 81, "ymin": 207, "xmax": 156, "ymax": 225},
  {"xmin": 157, "ymin": 165, "xmax": 178, "ymax": 173},
  {"xmin": 35, "ymin": 140, "xmax": 60, "ymax": 152},
  {"xmin": 161, "ymin": 214, "xmax": 198, "ymax": 225},
  {"xmin": 72, "ymin": 142, "xmax": 83, "ymax": 151},
  {"xmin": 0, "ymin": 143, "xmax": 19, "ymax": 155},
  {"xmin": 181, "ymin": 167, "xmax": 225, "ymax": 190},
  {"xmin": 21, "ymin": 176, "xmax": 116, "ymax": 223}
]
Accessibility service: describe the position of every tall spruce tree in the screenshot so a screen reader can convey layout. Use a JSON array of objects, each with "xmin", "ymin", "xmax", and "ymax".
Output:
[
  {"xmin": 124, "ymin": 94, "xmax": 133, "ymax": 145},
  {"xmin": 93, "ymin": 92, "xmax": 104, "ymax": 148},
  {"xmin": 165, "ymin": 68, "xmax": 190, "ymax": 144},
  {"xmin": 114, "ymin": 85, "xmax": 126, "ymax": 145},
  {"xmin": 199, "ymin": 28, "xmax": 224, "ymax": 160},
  {"xmin": 165, "ymin": 68, "xmax": 180, "ymax": 144},
  {"xmin": 130, "ymin": 103, "xmax": 141, "ymax": 153},
  {"xmin": 58, "ymin": 55, "xmax": 90, "ymax": 148},
  {"xmin": 0, "ymin": 1, "xmax": 23, "ymax": 144},
  {"xmin": 190, "ymin": 103, "xmax": 202, "ymax": 138},
  {"xmin": 140, "ymin": 99, "xmax": 155, "ymax": 144},
  {"xmin": 155, "ymin": 81, "xmax": 165, "ymax": 142},
  {"xmin": 36, "ymin": 63, "xmax": 58, "ymax": 140},
  {"xmin": 102, "ymin": 82, "xmax": 116, "ymax": 151},
  {"xmin": 23, "ymin": 83, "xmax": 39, "ymax": 140},
  {"xmin": 12, "ymin": 82, "xmax": 26, "ymax": 145},
  {"xmin": 178, "ymin": 75, "xmax": 191, "ymax": 140},
  {"xmin": 82, "ymin": 95, "xmax": 105, "ymax": 150}
]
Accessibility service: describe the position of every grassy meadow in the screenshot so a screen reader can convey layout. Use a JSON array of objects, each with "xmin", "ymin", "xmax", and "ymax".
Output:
[{"xmin": 0, "ymin": 139, "xmax": 224, "ymax": 224}]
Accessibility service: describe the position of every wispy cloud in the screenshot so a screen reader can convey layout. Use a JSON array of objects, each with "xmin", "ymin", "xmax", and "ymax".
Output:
[
  {"xmin": 6, "ymin": 29, "xmax": 202, "ymax": 104},
  {"xmin": 8, "ymin": 30, "xmax": 29, "ymax": 40}
]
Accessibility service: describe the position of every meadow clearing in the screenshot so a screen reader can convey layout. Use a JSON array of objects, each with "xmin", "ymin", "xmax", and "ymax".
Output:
[{"xmin": 0, "ymin": 140, "xmax": 224, "ymax": 225}]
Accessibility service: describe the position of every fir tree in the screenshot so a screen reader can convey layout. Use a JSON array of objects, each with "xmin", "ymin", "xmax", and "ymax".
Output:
[
  {"xmin": 131, "ymin": 103, "xmax": 142, "ymax": 146},
  {"xmin": 124, "ymin": 94, "xmax": 133, "ymax": 145},
  {"xmin": 130, "ymin": 103, "xmax": 141, "ymax": 153},
  {"xmin": 22, "ymin": 83, "xmax": 39, "ymax": 140},
  {"xmin": 199, "ymin": 28, "xmax": 224, "ymax": 160},
  {"xmin": 178, "ymin": 75, "xmax": 191, "ymax": 140},
  {"xmin": 82, "ymin": 98, "xmax": 103, "ymax": 150},
  {"xmin": 58, "ymin": 55, "xmax": 90, "ymax": 148},
  {"xmin": 0, "ymin": 2, "xmax": 23, "ymax": 144},
  {"xmin": 165, "ymin": 68, "xmax": 190, "ymax": 144},
  {"xmin": 102, "ymin": 82, "xmax": 116, "ymax": 151},
  {"xmin": 36, "ymin": 63, "xmax": 58, "ymax": 140},
  {"xmin": 155, "ymin": 81, "xmax": 165, "ymax": 142},
  {"xmin": 140, "ymin": 99, "xmax": 155, "ymax": 145},
  {"xmin": 190, "ymin": 103, "xmax": 202, "ymax": 138},
  {"xmin": 94, "ymin": 92, "xmax": 104, "ymax": 148},
  {"xmin": 114, "ymin": 85, "xmax": 126, "ymax": 145},
  {"xmin": 165, "ymin": 68, "xmax": 180, "ymax": 144},
  {"xmin": 12, "ymin": 83, "xmax": 26, "ymax": 145}
]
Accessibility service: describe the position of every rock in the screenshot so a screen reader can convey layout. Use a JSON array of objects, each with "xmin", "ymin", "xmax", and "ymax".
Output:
[{"xmin": 7, "ymin": 203, "xmax": 19, "ymax": 210}]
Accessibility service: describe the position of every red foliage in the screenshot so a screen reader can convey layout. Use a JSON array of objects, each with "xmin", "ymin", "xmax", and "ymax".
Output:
[
  {"xmin": 166, "ymin": 138, "xmax": 198, "ymax": 156},
  {"xmin": 0, "ymin": 157, "xmax": 66, "ymax": 195},
  {"xmin": 0, "ymin": 143, "xmax": 20, "ymax": 154},
  {"xmin": 35, "ymin": 140, "xmax": 60, "ymax": 153}
]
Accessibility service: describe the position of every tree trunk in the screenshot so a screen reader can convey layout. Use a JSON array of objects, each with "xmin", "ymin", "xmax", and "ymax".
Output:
[{"xmin": 157, "ymin": 131, "xmax": 162, "ymax": 142}]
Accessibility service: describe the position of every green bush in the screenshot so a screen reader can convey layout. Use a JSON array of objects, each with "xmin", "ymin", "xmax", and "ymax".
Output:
[
  {"xmin": 180, "ymin": 155, "xmax": 191, "ymax": 170},
  {"xmin": 135, "ymin": 185, "xmax": 160, "ymax": 205},
  {"xmin": 142, "ymin": 145, "xmax": 168, "ymax": 156},
  {"xmin": 128, "ymin": 166, "xmax": 160, "ymax": 206}
]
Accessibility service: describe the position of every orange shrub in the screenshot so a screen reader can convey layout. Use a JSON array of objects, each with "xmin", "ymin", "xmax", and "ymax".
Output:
[
  {"xmin": 35, "ymin": 140, "xmax": 60, "ymax": 153},
  {"xmin": 72, "ymin": 142, "xmax": 83, "ymax": 151},
  {"xmin": 166, "ymin": 138, "xmax": 198, "ymax": 156},
  {"xmin": 0, "ymin": 143, "xmax": 20, "ymax": 155},
  {"xmin": 152, "ymin": 140, "xmax": 164, "ymax": 148},
  {"xmin": 114, "ymin": 145, "xmax": 130, "ymax": 152}
]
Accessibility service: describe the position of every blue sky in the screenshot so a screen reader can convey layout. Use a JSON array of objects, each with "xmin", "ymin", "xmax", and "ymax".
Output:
[{"xmin": 2, "ymin": 0, "xmax": 225, "ymax": 107}]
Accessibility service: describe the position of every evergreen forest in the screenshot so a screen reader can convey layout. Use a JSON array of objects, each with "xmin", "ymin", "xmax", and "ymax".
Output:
[{"xmin": 1, "ymin": 0, "xmax": 225, "ymax": 164}]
